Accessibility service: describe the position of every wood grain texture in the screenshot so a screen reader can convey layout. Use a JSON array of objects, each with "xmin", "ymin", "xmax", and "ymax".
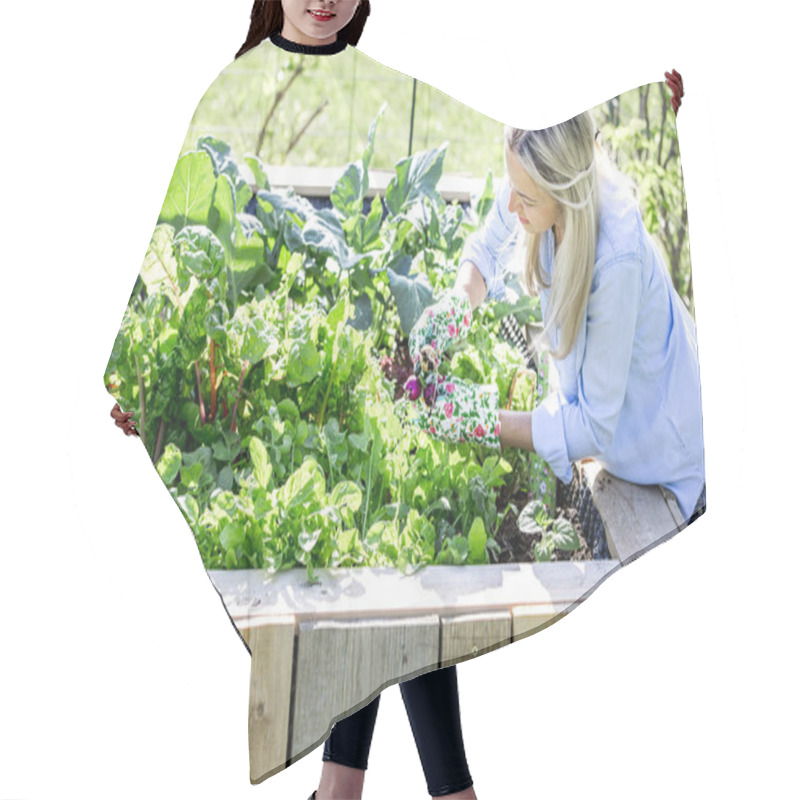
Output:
[
  {"xmin": 440, "ymin": 611, "xmax": 512, "ymax": 667},
  {"xmin": 288, "ymin": 615, "xmax": 440, "ymax": 768},
  {"xmin": 248, "ymin": 616, "xmax": 296, "ymax": 784},
  {"xmin": 582, "ymin": 461, "xmax": 684, "ymax": 565},
  {"xmin": 249, "ymin": 163, "xmax": 483, "ymax": 201},
  {"xmin": 511, "ymin": 602, "xmax": 571, "ymax": 641},
  {"xmin": 209, "ymin": 560, "xmax": 619, "ymax": 625},
  {"xmin": 660, "ymin": 485, "xmax": 688, "ymax": 529}
]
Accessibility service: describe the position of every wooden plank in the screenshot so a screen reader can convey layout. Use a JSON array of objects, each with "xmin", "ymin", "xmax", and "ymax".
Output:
[
  {"xmin": 440, "ymin": 611, "xmax": 512, "ymax": 668},
  {"xmin": 209, "ymin": 560, "xmax": 619, "ymax": 627},
  {"xmin": 511, "ymin": 602, "xmax": 571, "ymax": 641},
  {"xmin": 244, "ymin": 163, "xmax": 485, "ymax": 202},
  {"xmin": 248, "ymin": 616, "xmax": 296, "ymax": 785},
  {"xmin": 288, "ymin": 616, "xmax": 440, "ymax": 769},
  {"xmin": 582, "ymin": 461, "xmax": 685, "ymax": 565},
  {"xmin": 660, "ymin": 486, "xmax": 688, "ymax": 530}
]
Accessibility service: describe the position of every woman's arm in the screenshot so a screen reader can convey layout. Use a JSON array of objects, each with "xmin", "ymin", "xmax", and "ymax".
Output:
[
  {"xmin": 498, "ymin": 409, "xmax": 534, "ymax": 451},
  {"xmin": 454, "ymin": 260, "xmax": 488, "ymax": 310},
  {"xmin": 458, "ymin": 179, "xmax": 517, "ymax": 302}
]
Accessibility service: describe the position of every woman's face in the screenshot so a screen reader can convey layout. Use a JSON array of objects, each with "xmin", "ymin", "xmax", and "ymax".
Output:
[
  {"xmin": 281, "ymin": 0, "xmax": 361, "ymax": 46},
  {"xmin": 505, "ymin": 146, "xmax": 563, "ymax": 243}
]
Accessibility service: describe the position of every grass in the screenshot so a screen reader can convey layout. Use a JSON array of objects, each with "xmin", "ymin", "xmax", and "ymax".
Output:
[{"xmin": 181, "ymin": 43, "xmax": 507, "ymax": 179}]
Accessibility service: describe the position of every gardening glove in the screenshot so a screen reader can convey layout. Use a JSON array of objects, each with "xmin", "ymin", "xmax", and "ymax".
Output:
[
  {"xmin": 408, "ymin": 288, "xmax": 473, "ymax": 376},
  {"xmin": 405, "ymin": 373, "xmax": 501, "ymax": 449}
]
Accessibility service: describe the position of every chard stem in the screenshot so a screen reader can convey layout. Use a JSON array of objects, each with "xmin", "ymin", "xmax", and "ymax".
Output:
[
  {"xmin": 209, "ymin": 340, "xmax": 217, "ymax": 422},
  {"xmin": 134, "ymin": 354, "xmax": 146, "ymax": 449},
  {"xmin": 152, "ymin": 418, "xmax": 165, "ymax": 465},
  {"xmin": 194, "ymin": 362, "xmax": 206, "ymax": 425}
]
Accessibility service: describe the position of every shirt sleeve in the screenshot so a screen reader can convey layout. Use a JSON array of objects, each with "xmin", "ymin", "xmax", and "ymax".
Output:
[
  {"xmin": 459, "ymin": 179, "xmax": 517, "ymax": 302},
  {"xmin": 530, "ymin": 254, "xmax": 643, "ymax": 481}
]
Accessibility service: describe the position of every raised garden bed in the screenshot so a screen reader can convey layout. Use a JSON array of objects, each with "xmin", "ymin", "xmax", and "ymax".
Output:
[
  {"xmin": 208, "ymin": 460, "xmax": 689, "ymax": 784},
  {"xmin": 104, "ymin": 133, "xmax": 695, "ymax": 782}
]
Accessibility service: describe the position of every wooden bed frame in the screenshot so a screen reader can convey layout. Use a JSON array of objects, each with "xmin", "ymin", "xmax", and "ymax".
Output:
[{"xmin": 208, "ymin": 459, "xmax": 691, "ymax": 783}]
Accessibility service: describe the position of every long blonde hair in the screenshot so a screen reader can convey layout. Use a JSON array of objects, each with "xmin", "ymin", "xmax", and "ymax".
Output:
[{"xmin": 505, "ymin": 114, "xmax": 635, "ymax": 359}]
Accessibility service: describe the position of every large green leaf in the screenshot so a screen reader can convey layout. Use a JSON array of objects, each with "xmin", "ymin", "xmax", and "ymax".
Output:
[
  {"xmin": 160, "ymin": 150, "xmax": 217, "ymax": 229},
  {"xmin": 226, "ymin": 213, "xmax": 270, "ymax": 304},
  {"xmin": 351, "ymin": 293, "xmax": 373, "ymax": 330},
  {"xmin": 551, "ymin": 519, "xmax": 580, "ymax": 551},
  {"xmin": 467, "ymin": 517, "xmax": 487, "ymax": 564},
  {"xmin": 362, "ymin": 104, "xmax": 386, "ymax": 170},
  {"xmin": 387, "ymin": 268, "xmax": 434, "ymax": 335},
  {"xmin": 302, "ymin": 209, "xmax": 349, "ymax": 263},
  {"xmin": 249, "ymin": 437, "xmax": 272, "ymax": 490},
  {"xmin": 518, "ymin": 501, "xmax": 544, "ymax": 536},
  {"xmin": 287, "ymin": 338, "xmax": 321, "ymax": 385},
  {"xmin": 331, "ymin": 481, "xmax": 363, "ymax": 514},
  {"xmin": 385, "ymin": 144, "xmax": 448, "ymax": 218},
  {"xmin": 210, "ymin": 173, "xmax": 236, "ymax": 253},
  {"xmin": 156, "ymin": 443, "xmax": 182, "ymax": 485},
  {"xmin": 330, "ymin": 161, "xmax": 368, "ymax": 218},
  {"xmin": 255, "ymin": 190, "xmax": 311, "ymax": 237},
  {"xmin": 474, "ymin": 170, "xmax": 495, "ymax": 224},
  {"xmin": 174, "ymin": 226, "xmax": 226, "ymax": 281},
  {"xmin": 227, "ymin": 298, "xmax": 279, "ymax": 366},
  {"xmin": 198, "ymin": 135, "xmax": 251, "ymax": 210},
  {"xmin": 282, "ymin": 458, "xmax": 326, "ymax": 510},
  {"xmin": 243, "ymin": 154, "xmax": 271, "ymax": 191},
  {"xmin": 139, "ymin": 224, "xmax": 193, "ymax": 308},
  {"xmin": 220, "ymin": 522, "xmax": 245, "ymax": 551}
]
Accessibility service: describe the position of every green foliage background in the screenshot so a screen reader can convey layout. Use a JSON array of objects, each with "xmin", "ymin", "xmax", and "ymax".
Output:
[
  {"xmin": 183, "ymin": 47, "xmax": 692, "ymax": 308},
  {"xmin": 105, "ymin": 57, "xmax": 694, "ymax": 576}
]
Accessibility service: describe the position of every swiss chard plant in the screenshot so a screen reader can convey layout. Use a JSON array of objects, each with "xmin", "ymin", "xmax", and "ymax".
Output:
[{"xmin": 105, "ymin": 110, "xmax": 568, "ymax": 577}]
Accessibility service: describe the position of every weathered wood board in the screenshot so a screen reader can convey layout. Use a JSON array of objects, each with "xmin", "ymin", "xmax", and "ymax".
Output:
[
  {"xmin": 212, "ymin": 460, "xmax": 695, "ymax": 783},
  {"xmin": 581, "ymin": 461, "xmax": 689, "ymax": 565}
]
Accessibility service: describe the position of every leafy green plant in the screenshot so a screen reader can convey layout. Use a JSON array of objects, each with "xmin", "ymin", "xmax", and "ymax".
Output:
[
  {"xmin": 518, "ymin": 499, "xmax": 580, "ymax": 562},
  {"xmin": 106, "ymin": 113, "xmax": 569, "ymax": 576}
]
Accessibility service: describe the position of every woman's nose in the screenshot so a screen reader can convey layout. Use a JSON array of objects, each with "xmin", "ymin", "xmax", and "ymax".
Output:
[{"xmin": 507, "ymin": 189, "xmax": 520, "ymax": 215}]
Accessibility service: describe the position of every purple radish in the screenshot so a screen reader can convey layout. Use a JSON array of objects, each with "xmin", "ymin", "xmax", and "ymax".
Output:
[{"xmin": 404, "ymin": 376, "xmax": 422, "ymax": 401}]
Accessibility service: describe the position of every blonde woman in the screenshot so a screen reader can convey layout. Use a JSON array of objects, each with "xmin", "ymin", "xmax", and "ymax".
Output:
[{"xmin": 410, "ymin": 111, "xmax": 705, "ymax": 523}]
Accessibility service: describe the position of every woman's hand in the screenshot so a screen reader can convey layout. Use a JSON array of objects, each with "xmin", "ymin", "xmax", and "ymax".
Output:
[
  {"xmin": 407, "ymin": 374, "xmax": 501, "ymax": 449},
  {"xmin": 408, "ymin": 288, "xmax": 473, "ymax": 375},
  {"xmin": 111, "ymin": 403, "xmax": 139, "ymax": 436}
]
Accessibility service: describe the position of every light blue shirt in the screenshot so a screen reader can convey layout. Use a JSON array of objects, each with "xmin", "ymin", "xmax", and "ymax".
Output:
[{"xmin": 461, "ymin": 177, "xmax": 705, "ymax": 520}]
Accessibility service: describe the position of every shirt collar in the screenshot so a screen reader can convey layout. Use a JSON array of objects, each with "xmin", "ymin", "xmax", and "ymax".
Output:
[{"xmin": 270, "ymin": 32, "xmax": 348, "ymax": 56}]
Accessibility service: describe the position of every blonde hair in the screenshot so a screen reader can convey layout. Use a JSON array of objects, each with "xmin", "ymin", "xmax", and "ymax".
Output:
[{"xmin": 505, "ymin": 113, "xmax": 636, "ymax": 359}]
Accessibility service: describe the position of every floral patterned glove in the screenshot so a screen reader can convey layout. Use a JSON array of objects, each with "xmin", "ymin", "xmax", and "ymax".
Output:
[
  {"xmin": 406, "ymin": 374, "xmax": 501, "ymax": 449},
  {"xmin": 408, "ymin": 289, "xmax": 472, "ymax": 376}
]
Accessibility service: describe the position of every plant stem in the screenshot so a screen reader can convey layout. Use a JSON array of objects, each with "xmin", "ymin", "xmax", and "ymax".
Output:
[
  {"xmin": 361, "ymin": 436, "xmax": 376, "ymax": 541},
  {"xmin": 230, "ymin": 362, "xmax": 249, "ymax": 433},
  {"xmin": 284, "ymin": 100, "xmax": 329, "ymax": 159},
  {"xmin": 317, "ymin": 370, "xmax": 335, "ymax": 429},
  {"xmin": 256, "ymin": 62, "xmax": 304, "ymax": 156},
  {"xmin": 194, "ymin": 361, "xmax": 206, "ymax": 425},
  {"xmin": 134, "ymin": 354, "xmax": 146, "ymax": 449},
  {"xmin": 317, "ymin": 320, "xmax": 341, "ymax": 428},
  {"xmin": 209, "ymin": 340, "xmax": 217, "ymax": 422},
  {"xmin": 152, "ymin": 418, "xmax": 165, "ymax": 465}
]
